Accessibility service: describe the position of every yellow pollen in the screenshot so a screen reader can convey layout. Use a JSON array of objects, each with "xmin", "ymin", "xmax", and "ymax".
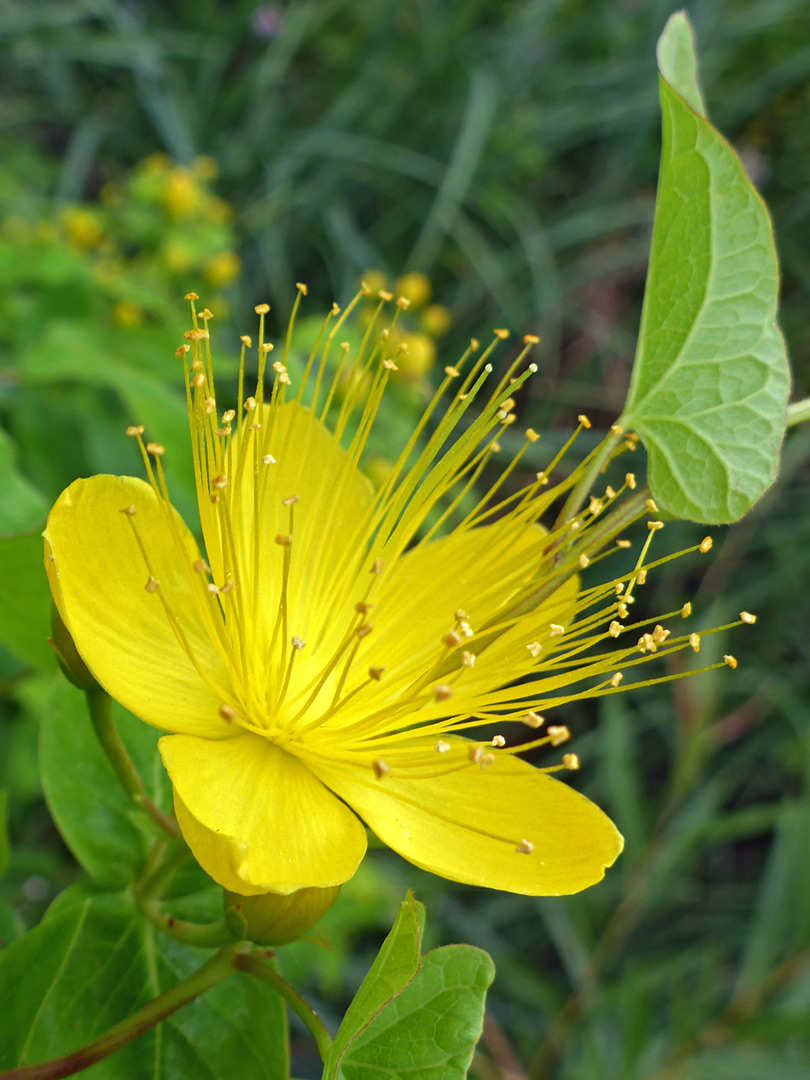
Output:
[
  {"xmin": 272, "ymin": 360, "xmax": 286, "ymax": 373},
  {"xmin": 536, "ymin": 472, "xmax": 548, "ymax": 485},
  {"xmin": 184, "ymin": 292, "xmax": 199, "ymax": 301},
  {"xmin": 611, "ymin": 424, "xmax": 624, "ymax": 435},
  {"xmin": 740, "ymin": 611, "xmax": 757, "ymax": 624},
  {"xmin": 291, "ymin": 636, "xmax": 306, "ymax": 650},
  {"xmin": 549, "ymin": 624, "xmax": 564, "ymax": 637},
  {"xmin": 212, "ymin": 474, "xmax": 228, "ymax": 489},
  {"xmin": 373, "ymin": 759, "xmax": 390, "ymax": 778},
  {"xmin": 478, "ymin": 752, "xmax": 495, "ymax": 768},
  {"xmin": 523, "ymin": 711, "xmax": 544, "ymax": 729},
  {"xmin": 652, "ymin": 625, "xmax": 670, "ymax": 644},
  {"xmin": 500, "ymin": 398, "xmax": 516, "ymax": 412},
  {"xmin": 690, "ymin": 632, "xmax": 701, "ymax": 653},
  {"xmin": 377, "ymin": 290, "xmax": 393, "ymax": 302},
  {"xmin": 648, "ymin": 520, "xmax": 664, "ymax": 531},
  {"xmin": 723, "ymin": 654, "xmax": 738, "ymax": 669},
  {"xmin": 240, "ymin": 335, "xmax": 252, "ymax": 347},
  {"xmin": 175, "ymin": 345, "xmax": 190, "ymax": 358},
  {"xmin": 193, "ymin": 558, "xmax": 210, "ymax": 574},
  {"xmin": 493, "ymin": 328, "xmax": 509, "ymax": 340},
  {"xmin": 589, "ymin": 496, "xmax": 603, "ymax": 516},
  {"xmin": 244, "ymin": 396, "xmax": 256, "ymax": 411},
  {"xmin": 282, "ymin": 494, "xmax": 300, "ymax": 506},
  {"xmin": 145, "ymin": 576, "xmax": 160, "ymax": 593},
  {"xmin": 120, "ymin": 504, "xmax": 137, "ymax": 517},
  {"xmin": 700, "ymin": 536, "xmax": 713, "ymax": 553},
  {"xmin": 563, "ymin": 753, "xmax": 580, "ymax": 770},
  {"xmin": 221, "ymin": 409, "xmax": 236, "ymax": 423},
  {"xmin": 368, "ymin": 666, "xmax": 385, "ymax": 680},
  {"xmin": 681, "ymin": 602, "xmax": 692, "ymax": 618},
  {"xmin": 331, "ymin": 302, "xmax": 340, "ymax": 315},
  {"xmin": 215, "ymin": 427, "xmax": 231, "ymax": 437},
  {"xmin": 192, "ymin": 372, "xmax": 206, "ymax": 389},
  {"xmin": 608, "ymin": 621, "xmax": 622, "ymax": 638},
  {"xmin": 491, "ymin": 735, "xmax": 506, "ymax": 747},
  {"xmin": 396, "ymin": 296, "xmax": 410, "ymax": 310},
  {"xmin": 275, "ymin": 534, "xmax": 292, "ymax": 546},
  {"xmin": 610, "ymin": 672, "xmax": 623, "ymax": 687},
  {"xmin": 355, "ymin": 623, "xmax": 373, "ymax": 639},
  {"xmin": 636, "ymin": 569, "xmax": 647, "ymax": 585},
  {"xmin": 262, "ymin": 454, "xmax": 276, "ymax": 465},
  {"xmin": 442, "ymin": 630, "xmax": 463, "ymax": 648},
  {"xmin": 468, "ymin": 744, "xmax": 485, "ymax": 764},
  {"xmin": 254, "ymin": 303, "xmax": 270, "ymax": 314},
  {"xmin": 205, "ymin": 398, "xmax": 216, "ymax": 414},
  {"xmin": 547, "ymin": 725, "xmax": 570, "ymax": 746},
  {"xmin": 295, "ymin": 282, "xmax": 308, "ymax": 296},
  {"xmin": 435, "ymin": 740, "xmax": 451, "ymax": 754},
  {"xmin": 354, "ymin": 601, "xmax": 373, "ymax": 615},
  {"xmin": 199, "ymin": 308, "xmax": 214, "ymax": 321},
  {"xmin": 617, "ymin": 539, "xmax": 632, "ymax": 548},
  {"xmin": 219, "ymin": 704, "xmax": 237, "ymax": 722},
  {"xmin": 126, "ymin": 425, "xmax": 144, "ymax": 437},
  {"xmin": 625, "ymin": 473, "xmax": 636, "ymax": 489},
  {"xmin": 646, "ymin": 498, "xmax": 659, "ymax": 513},
  {"xmin": 526, "ymin": 641, "xmax": 542, "ymax": 658},
  {"xmin": 638, "ymin": 633, "xmax": 656, "ymax": 654},
  {"xmin": 525, "ymin": 428, "xmax": 539, "ymax": 442},
  {"xmin": 259, "ymin": 343, "xmax": 274, "ymax": 355},
  {"xmin": 618, "ymin": 602, "xmax": 629, "ymax": 618},
  {"xmin": 433, "ymin": 683, "xmax": 453, "ymax": 702},
  {"xmin": 444, "ymin": 366, "xmax": 460, "ymax": 377},
  {"xmin": 516, "ymin": 839, "xmax": 534, "ymax": 854},
  {"xmin": 577, "ymin": 414, "xmax": 592, "ymax": 429},
  {"xmin": 371, "ymin": 558, "xmax": 383, "ymax": 574},
  {"xmin": 383, "ymin": 359, "xmax": 398, "ymax": 371},
  {"xmin": 461, "ymin": 651, "xmax": 476, "ymax": 667},
  {"xmin": 523, "ymin": 334, "xmax": 540, "ymax": 345},
  {"xmin": 455, "ymin": 609, "xmax": 468, "ymax": 620},
  {"xmin": 579, "ymin": 553, "xmax": 590, "ymax": 568}
]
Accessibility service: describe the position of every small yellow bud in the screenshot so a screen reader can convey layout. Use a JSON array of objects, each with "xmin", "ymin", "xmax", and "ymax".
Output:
[{"xmin": 223, "ymin": 884, "xmax": 340, "ymax": 946}]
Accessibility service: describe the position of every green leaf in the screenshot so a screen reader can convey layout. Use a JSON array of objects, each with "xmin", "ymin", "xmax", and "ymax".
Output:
[
  {"xmin": 0, "ymin": 531, "xmax": 54, "ymax": 671},
  {"xmin": 654, "ymin": 10, "xmax": 706, "ymax": 119},
  {"xmin": 0, "ymin": 886, "xmax": 287, "ymax": 1079},
  {"xmin": 0, "ymin": 789, "xmax": 9, "ymax": 878},
  {"xmin": 620, "ymin": 12, "xmax": 790, "ymax": 524},
  {"xmin": 0, "ymin": 428, "xmax": 49, "ymax": 536},
  {"xmin": 323, "ymin": 893, "xmax": 494, "ymax": 1080},
  {"xmin": 38, "ymin": 678, "xmax": 169, "ymax": 888}
]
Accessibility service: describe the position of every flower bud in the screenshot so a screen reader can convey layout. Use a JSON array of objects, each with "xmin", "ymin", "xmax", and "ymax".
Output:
[
  {"xmin": 49, "ymin": 605, "xmax": 99, "ymax": 691},
  {"xmin": 223, "ymin": 884, "xmax": 340, "ymax": 946}
]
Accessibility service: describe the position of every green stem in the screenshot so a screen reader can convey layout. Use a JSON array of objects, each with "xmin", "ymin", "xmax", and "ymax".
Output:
[
  {"xmin": 552, "ymin": 426, "xmax": 622, "ymax": 531},
  {"xmin": 234, "ymin": 952, "xmax": 332, "ymax": 1062},
  {"xmin": 86, "ymin": 690, "xmax": 180, "ymax": 840},
  {"xmin": 0, "ymin": 945, "xmax": 246, "ymax": 1080},
  {"xmin": 787, "ymin": 397, "xmax": 810, "ymax": 428}
]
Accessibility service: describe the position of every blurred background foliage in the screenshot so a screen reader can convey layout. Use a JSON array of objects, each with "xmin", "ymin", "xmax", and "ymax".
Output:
[{"xmin": 1, "ymin": 0, "xmax": 809, "ymax": 1077}]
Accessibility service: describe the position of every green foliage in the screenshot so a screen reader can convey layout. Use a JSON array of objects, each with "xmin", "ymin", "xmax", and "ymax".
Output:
[
  {"xmin": 0, "ymin": 886, "xmax": 288, "ymax": 1078},
  {"xmin": 622, "ymin": 13, "xmax": 790, "ymax": 523},
  {"xmin": 324, "ymin": 894, "xmax": 494, "ymax": 1080}
]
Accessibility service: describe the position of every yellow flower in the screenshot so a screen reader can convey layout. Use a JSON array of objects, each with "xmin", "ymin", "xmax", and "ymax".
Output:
[{"xmin": 43, "ymin": 290, "xmax": 741, "ymax": 900}]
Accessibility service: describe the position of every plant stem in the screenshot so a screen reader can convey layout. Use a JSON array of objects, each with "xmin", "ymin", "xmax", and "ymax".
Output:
[
  {"xmin": 552, "ymin": 426, "xmax": 623, "ymax": 531},
  {"xmin": 0, "ymin": 945, "xmax": 246, "ymax": 1080},
  {"xmin": 234, "ymin": 952, "xmax": 333, "ymax": 1062},
  {"xmin": 85, "ymin": 689, "xmax": 180, "ymax": 840},
  {"xmin": 787, "ymin": 397, "xmax": 810, "ymax": 428}
]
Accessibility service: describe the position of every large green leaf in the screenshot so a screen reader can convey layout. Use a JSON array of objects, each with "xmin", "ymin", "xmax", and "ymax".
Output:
[
  {"xmin": 0, "ymin": 428, "xmax": 48, "ymax": 536},
  {"xmin": 0, "ymin": 531, "xmax": 54, "ymax": 671},
  {"xmin": 323, "ymin": 893, "xmax": 494, "ymax": 1080},
  {"xmin": 0, "ymin": 886, "xmax": 287, "ymax": 1079},
  {"xmin": 38, "ymin": 678, "xmax": 169, "ymax": 888},
  {"xmin": 620, "ymin": 12, "xmax": 790, "ymax": 523}
]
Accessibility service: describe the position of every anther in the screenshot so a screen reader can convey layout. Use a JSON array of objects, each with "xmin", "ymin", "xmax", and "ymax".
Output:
[
  {"xmin": 579, "ymin": 554, "xmax": 590, "ymax": 568},
  {"xmin": 219, "ymin": 704, "xmax": 237, "ymax": 722},
  {"xmin": 215, "ymin": 427, "xmax": 231, "ymax": 437},
  {"xmin": 577, "ymin": 414, "xmax": 591, "ymax": 429},
  {"xmin": 724, "ymin": 654, "xmax": 738, "ymax": 669},
  {"xmin": 175, "ymin": 345, "xmax": 190, "ymax": 358},
  {"xmin": 617, "ymin": 601, "xmax": 629, "ymax": 618},
  {"xmin": 646, "ymin": 498, "xmax": 659, "ymax": 513},
  {"xmin": 547, "ymin": 725, "xmax": 570, "ymax": 746},
  {"xmin": 444, "ymin": 366, "xmax": 459, "ymax": 377},
  {"xmin": 493, "ymin": 328, "xmax": 509, "ymax": 339},
  {"xmin": 636, "ymin": 569, "xmax": 647, "ymax": 585},
  {"xmin": 212, "ymin": 474, "xmax": 228, "ymax": 489},
  {"xmin": 605, "ymin": 485, "xmax": 616, "ymax": 498},
  {"xmin": 625, "ymin": 473, "xmax": 636, "ymax": 490},
  {"xmin": 145, "ymin": 576, "xmax": 160, "ymax": 593},
  {"xmin": 191, "ymin": 372, "xmax": 205, "ymax": 389},
  {"xmin": 637, "ymin": 633, "xmax": 656, "ymax": 654},
  {"xmin": 383, "ymin": 359, "xmax": 398, "ymax": 371},
  {"xmin": 396, "ymin": 296, "xmax": 410, "ymax": 310},
  {"xmin": 184, "ymin": 292, "xmax": 199, "ymax": 301},
  {"xmin": 259, "ymin": 342, "xmax": 274, "ymax": 355},
  {"xmin": 523, "ymin": 334, "xmax": 540, "ymax": 345},
  {"xmin": 221, "ymin": 409, "xmax": 236, "ymax": 424},
  {"xmin": 740, "ymin": 611, "xmax": 757, "ymax": 624},
  {"xmin": 205, "ymin": 398, "xmax": 216, "ymax": 414},
  {"xmin": 355, "ymin": 601, "xmax": 373, "ymax": 615},
  {"xmin": 368, "ymin": 666, "xmax": 385, "ymax": 680},
  {"xmin": 435, "ymin": 740, "xmax": 451, "ymax": 754},
  {"xmin": 331, "ymin": 302, "xmax": 340, "ymax": 315},
  {"xmin": 262, "ymin": 454, "xmax": 276, "ymax": 465},
  {"xmin": 647, "ymin": 520, "xmax": 664, "ymax": 531},
  {"xmin": 282, "ymin": 495, "xmax": 300, "ymax": 506},
  {"xmin": 442, "ymin": 631, "xmax": 463, "ymax": 648},
  {"xmin": 589, "ymin": 496, "xmax": 603, "ymax": 516},
  {"xmin": 611, "ymin": 424, "xmax": 624, "ymax": 435},
  {"xmin": 610, "ymin": 672, "xmax": 623, "ymax": 687},
  {"xmin": 608, "ymin": 621, "xmax": 622, "ymax": 637},
  {"xmin": 254, "ymin": 303, "xmax": 270, "ymax": 314},
  {"xmin": 617, "ymin": 539, "xmax": 632, "ymax": 548},
  {"xmin": 468, "ymin": 745, "xmax": 485, "ymax": 764},
  {"xmin": 295, "ymin": 282, "xmax": 308, "ymax": 296},
  {"xmin": 199, "ymin": 308, "xmax": 214, "ymax": 321},
  {"xmin": 549, "ymin": 624, "xmax": 564, "ymax": 637},
  {"xmin": 371, "ymin": 558, "xmax": 383, "ymax": 574},
  {"xmin": 461, "ymin": 651, "xmax": 476, "ymax": 667},
  {"xmin": 526, "ymin": 641, "xmax": 542, "ymax": 658},
  {"xmin": 491, "ymin": 735, "xmax": 506, "ymax": 747},
  {"xmin": 244, "ymin": 396, "xmax": 256, "ymax": 411},
  {"xmin": 193, "ymin": 558, "xmax": 210, "ymax": 574},
  {"xmin": 378, "ymin": 290, "xmax": 393, "ymax": 302},
  {"xmin": 523, "ymin": 711, "xmax": 544, "ymax": 729},
  {"xmin": 355, "ymin": 623, "xmax": 373, "ymax": 639},
  {"xmin": 563, "ymin": 753, "xmax": 580, "ymax": 770},
  {"xmin": 433, "ymin": 683, "xmax": 453, "ymax": 702},
  {"xmin": 275, "ymin": 534, "xmax": 292, "ymax": 546},
  {"xmin": 126, "ymin": 425, "xmax": 144, "ymax": 437},
  {"xmin": 455, "ymin": 609, "xmax": 468, "ymax": 620},
  {"xmin": 272, "ymin": 360, "xmax": 286, "ymax": 373},
  {"xmin": 681, "ymin": 602, "xmax": 692, "ymax": 618},
  {"xmin": 478, "ymin": 752, "xmax": 495, "ymax": 768},
  {"xmin": 700, "ymin": 536, "xmax": 713, "ymax": 553},
  {"xmin": 291, "ymin": 636, "xmax": 306, "ymax": 650},
  {"xmin": 689, "ymin": 632, "xmax": 701, "ymax": 653},
  {"xmin": 652, "ymin": 625, "xmax": 670, "ymax": 644},
  {"xmin": 240, "ymin": 335, "xmax": 252, "ymax": 347},
  {"xmin": 525, "ymin": 428, "xmax": 539, "ymax": 442},
  {"xmin": 373, "ymin": 759, "xmax": 390, "ymax": 778},
  {"xmin": 516, "ymin": 838, "xmax": 534, "ymax": 854},
  {"xmin": 120, "ymin": 505, "xmax": 137, "ymax": 517}
]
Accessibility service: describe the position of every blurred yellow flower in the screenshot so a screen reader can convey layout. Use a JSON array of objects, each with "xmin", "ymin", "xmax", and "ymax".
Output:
[
  {"xmin": 163, "ymin": 167, "xmax": 203, "ymax": 219},
  {"xmin": 395, "ymin": 331, "xmax": 436, "ymax": 379},
  {"xmin": 395, "ymin": 271, "xmax": 431, "ymax": 308},
  {"xmin": 204, "ymin": 251, "xmax": 241, "ymax": 289},
  {"xmin": 44, "ymin": 289, "xmax": 740, "ymax": 899},
  {"xmin": 421, "ymin": 302, "xmax": 452, "ymax": 338},
  {"xmin": 61, "ymin": 206, "xmax": 104, "ymax": 250}
]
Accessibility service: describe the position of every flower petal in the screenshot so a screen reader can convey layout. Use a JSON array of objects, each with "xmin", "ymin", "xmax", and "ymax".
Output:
[
  {"xmin": 44, "ymin": 475, "xmax": 230, "ymax": 737},
  {"xmin": 160, "ymin": 732, "xmax": 368, "ymax": 894},
  {"xmin": 309, "ymin": 746, "xmax": 622, "ymax": 895}
]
